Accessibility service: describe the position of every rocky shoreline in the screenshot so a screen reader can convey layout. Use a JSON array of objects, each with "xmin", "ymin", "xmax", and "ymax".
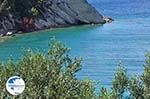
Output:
[{"xmin": 0, "ymin": 0, "xmax": 106, "ymax": 36}]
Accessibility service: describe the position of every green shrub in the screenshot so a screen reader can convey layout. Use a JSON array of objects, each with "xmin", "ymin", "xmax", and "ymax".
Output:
[
  {"xmin": 0, "ymin": 39, "xmax": 97, "ymax": 98},
  {"xmin": 112, "ymin": 66, "xmax": 129, "ymax": 99},
  {"xmin": 31, "ymin": 7, "xmax": 39, "ymax": 16},
  {"xmin": 101, "ymin": 53, "xmax": 150, "ymax": 99},
  {"xmin": 1, "ymin": 39, "xmax": 150, "ymax": 99},
  {"xmin": 129, "ymin": 76, "xmax": 144, "ymax": 99}
]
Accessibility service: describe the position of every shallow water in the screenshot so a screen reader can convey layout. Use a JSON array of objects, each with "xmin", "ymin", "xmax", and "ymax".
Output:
[{"xmin": 0, "ymin": 0, "xmax": 150, "ymax": 88}]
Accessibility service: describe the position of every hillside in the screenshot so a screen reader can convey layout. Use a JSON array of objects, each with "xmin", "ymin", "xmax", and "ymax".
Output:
[{"xmin": 0, "ymin": 0, "xmax": 105, "ymax": 34}]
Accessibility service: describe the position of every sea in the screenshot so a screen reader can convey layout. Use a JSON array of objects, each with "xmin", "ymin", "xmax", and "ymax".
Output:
[{"xmin": 0, "ymin": 0, "xmax": 150, "ymax": 89}]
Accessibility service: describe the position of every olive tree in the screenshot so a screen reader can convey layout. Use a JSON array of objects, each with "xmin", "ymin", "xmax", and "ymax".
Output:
[
  {"xmin": 0, "ymin": 39, "xmax": 97, "ymax": 98},
  {"xmin": 1, "ymin": 39, "xmax": 150, "ymax": 99}
]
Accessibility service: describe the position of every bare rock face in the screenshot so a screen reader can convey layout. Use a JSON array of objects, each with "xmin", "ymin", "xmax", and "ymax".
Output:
[{"xmin": 0, "ymin": 0, "xmax": 105, "ymax": 34}]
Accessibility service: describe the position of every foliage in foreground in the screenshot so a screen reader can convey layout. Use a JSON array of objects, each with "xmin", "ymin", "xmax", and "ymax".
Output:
[
  {"xmin": 0, "ymin": 39, "xmax": 150, "ymax": 99},
  {"xmin": 0, "ymin": 39, "xmax": 97, "ymax": 99},
  {"xmin": 98, "ymin": 54, "xmax": 150, "ymax": 99}
]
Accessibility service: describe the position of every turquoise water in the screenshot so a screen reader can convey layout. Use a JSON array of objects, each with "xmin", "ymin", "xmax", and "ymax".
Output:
[{"xmin": 0, "ymin": 0, "xmax": 150, "ymax": 88}]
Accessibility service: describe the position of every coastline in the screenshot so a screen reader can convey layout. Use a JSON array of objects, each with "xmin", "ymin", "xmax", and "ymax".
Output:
[
  {"xmin": 0, "ymin": 0, "xmax": 106, "ymax": 36},
  {"xmin": 0, "ymin": 23, "xmax": 105, "ymax": 42},
  {"xmin": 0, "ymin": 36, "xmax": 13, "ymax": 42},
  {"xmin": 0, "ymin": 21, "xmax": 106, "ymax": 37}
]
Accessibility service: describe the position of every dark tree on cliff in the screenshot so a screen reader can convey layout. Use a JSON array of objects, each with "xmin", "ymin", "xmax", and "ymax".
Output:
[
  {"xmin": 0, "ymin": 0, "xmax": 43, "ymax": 16},
  {"xmin": 0, "ymin": 0, "xmax": 9, "ymax": 12}
]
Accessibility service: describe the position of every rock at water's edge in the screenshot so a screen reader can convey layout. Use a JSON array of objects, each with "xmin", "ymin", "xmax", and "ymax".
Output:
[{"xmin": 0, "ymin": 0, "xmax": 105, "ymax": 34}]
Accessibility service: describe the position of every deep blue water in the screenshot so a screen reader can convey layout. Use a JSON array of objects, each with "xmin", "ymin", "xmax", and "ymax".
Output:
[{"xmin": 0, "ymin": 0, "xmax": 150, "ymax": 89}]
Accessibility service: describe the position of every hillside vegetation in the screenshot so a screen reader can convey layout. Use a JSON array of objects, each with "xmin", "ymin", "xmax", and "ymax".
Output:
[{"xmin": 0, "ymin": 0, "xmax": 42, "ymax": 16}]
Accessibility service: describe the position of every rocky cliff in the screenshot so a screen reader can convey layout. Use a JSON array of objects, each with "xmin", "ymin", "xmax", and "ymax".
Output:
[{"xmin": 0, "ymin": 0, "xmax": 105, "ymax": 34}]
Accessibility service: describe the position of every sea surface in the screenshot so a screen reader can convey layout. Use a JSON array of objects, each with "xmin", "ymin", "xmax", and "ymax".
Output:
[{"xmin": 0, "ymin": 0, "xmax": 150, "ymax": 89}]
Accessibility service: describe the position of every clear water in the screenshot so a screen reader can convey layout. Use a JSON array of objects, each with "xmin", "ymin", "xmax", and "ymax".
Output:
[{"xmin": 0, "ymin": 0, "xmax": 150, "ymax": 88}]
